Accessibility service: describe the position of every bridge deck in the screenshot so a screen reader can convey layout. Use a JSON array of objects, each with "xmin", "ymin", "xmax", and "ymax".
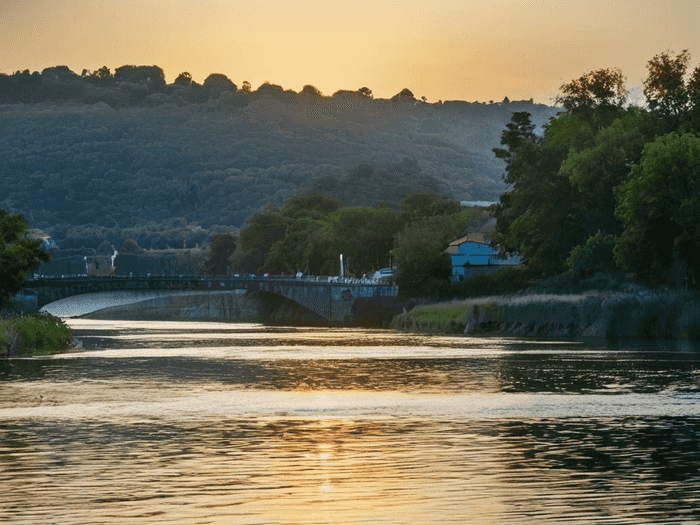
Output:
[{"xmin": 23, "ymin": 275, "xmax": 399, "ymax": 320}]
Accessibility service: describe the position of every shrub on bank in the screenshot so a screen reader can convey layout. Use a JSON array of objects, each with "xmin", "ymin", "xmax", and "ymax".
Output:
[
  {"xmin": 451, "ymin": 267, "xmax": 533, "ymax": 298},
  {"xmin": 1, "ymin": 313, "xmax": 73, "ymax": 357}
]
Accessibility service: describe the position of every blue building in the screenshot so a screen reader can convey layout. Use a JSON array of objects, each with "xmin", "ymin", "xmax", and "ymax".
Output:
[{"xmin": 445, "ymin": 234, "xmax": 522, "ymax": 282}]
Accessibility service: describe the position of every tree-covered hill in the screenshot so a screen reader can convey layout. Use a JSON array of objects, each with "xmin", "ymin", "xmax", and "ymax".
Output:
[{"xmin": 1, "ymin": 65, "xmax": 558, "ymax": 250}]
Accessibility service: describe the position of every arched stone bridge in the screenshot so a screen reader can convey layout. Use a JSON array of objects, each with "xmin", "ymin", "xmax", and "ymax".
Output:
[{"xmin": 24, "ymin": 275, "xmax": 398, "ymax": 322}]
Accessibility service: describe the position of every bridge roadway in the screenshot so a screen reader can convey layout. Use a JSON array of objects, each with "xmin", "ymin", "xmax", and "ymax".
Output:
[{"xmin": 24, "ymin": 275, "xmax": 399, "ymax": 322}]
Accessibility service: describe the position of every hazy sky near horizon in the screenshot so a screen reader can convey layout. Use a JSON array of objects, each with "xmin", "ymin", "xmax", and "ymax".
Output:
[{"xmin": 2, "ymin": 0, "xmax": 699, "ymax": 104}]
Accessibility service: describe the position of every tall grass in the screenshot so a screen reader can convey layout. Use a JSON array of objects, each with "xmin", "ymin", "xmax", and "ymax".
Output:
[{"xmin": 392, "ymin": 287, "xmax": 700, "ymax": 341}]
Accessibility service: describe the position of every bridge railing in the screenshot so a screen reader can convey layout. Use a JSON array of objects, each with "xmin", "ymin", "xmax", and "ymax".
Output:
[{"xmin": 26, "ymin": 274, "xmax": 395, "ymax": 287}]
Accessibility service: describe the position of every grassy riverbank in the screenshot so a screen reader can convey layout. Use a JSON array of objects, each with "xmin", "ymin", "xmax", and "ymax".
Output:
[
  {"xmin": 390, "ymin": 289, "xmax": 700, "ymax": 340},
  {"xmin": 1, "ymin": 313, "xmax": 73, "ymax": 357}
]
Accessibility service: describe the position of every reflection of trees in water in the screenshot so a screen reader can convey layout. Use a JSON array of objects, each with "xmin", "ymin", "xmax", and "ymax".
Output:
[
  {"xmin": 498, "ymin": 417, "xmax": 700, "ymax": 490},
  {"xmin": 0, "ymin": 359, "xmax": 47, "ymax": 381},
  {"xmin": 496, "ymin": 339, "xmax": 700, "ymax": 394}
]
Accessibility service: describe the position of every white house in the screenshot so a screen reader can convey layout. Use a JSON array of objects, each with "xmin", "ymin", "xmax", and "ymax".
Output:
[{"xmin": 445, "ymin": 234, "xmax": 522, "ymax": 282}]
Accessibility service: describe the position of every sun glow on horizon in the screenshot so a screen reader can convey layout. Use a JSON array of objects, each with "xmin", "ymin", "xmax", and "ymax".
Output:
[{"xmin": 2, "ymin": 0, "xmax": 700, "ymax": 103}]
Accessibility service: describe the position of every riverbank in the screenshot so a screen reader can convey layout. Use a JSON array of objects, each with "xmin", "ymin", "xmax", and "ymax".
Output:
[
  {"xmin": 1, "ymin": 313, "xmax": 73, "ymax": 357},
  {"xmin": 390, "ymin": 289, "xmax": 700, "ymax": 340}
]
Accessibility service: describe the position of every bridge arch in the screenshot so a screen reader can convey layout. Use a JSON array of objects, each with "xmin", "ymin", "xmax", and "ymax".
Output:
[{"xmin": 25, "ymin": 275, "xmax": 398, "ymax": 323}]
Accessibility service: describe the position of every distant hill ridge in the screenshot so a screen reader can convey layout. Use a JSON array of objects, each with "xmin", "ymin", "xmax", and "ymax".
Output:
[{"xmin": 1, "ymin": 65, "xmax": 559, "ymax": 249}]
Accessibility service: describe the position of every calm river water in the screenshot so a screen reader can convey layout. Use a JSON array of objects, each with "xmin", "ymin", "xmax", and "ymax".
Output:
[{"xmin": 2, "ymin": 319, "xmax": 700, "ymax": 524}]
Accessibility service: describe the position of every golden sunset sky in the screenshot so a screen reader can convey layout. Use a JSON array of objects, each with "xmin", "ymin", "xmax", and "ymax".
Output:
[{"xmin": 2, "ymin": 0, "xmax": 699, "ymax": 104}]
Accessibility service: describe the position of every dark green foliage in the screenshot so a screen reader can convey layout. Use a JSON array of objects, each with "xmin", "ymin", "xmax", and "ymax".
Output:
[
  {"xmin": 614, "ymin": 132, "xmax": 700, "ymax": 288},
  {"xmin": 393, "ymin": 88, "xmax": 415, "ymax": 100},
  {"xmin": 554, "ymin": 67, "xmax": 627, "ymax": 111},
  {"xmin": 1, "ymin": 64, "xmax": 558, "ymax": 257},
  {"xmin": 491, "ymin": 111, "xmax": 586, "ymax": 275},
  {"xmin": 303, "ymin": 159, "xmax": 452, "ymax": 209},
  {"xmin": 237, "ymin": 195, "xmax": 404, "ymax": 276},
  {"xmin": 234, "ymin": 191, "xmax": 470, "ymax": 295},
  {"xmin": 174, "ymin": 72, "xmax": 192, "ymax": 86},
  {"xmin": 451, "ymin": 267, "xmax": 533, "ymax": 298},
  {"xmin": 493, "ymin": 52, "xmax": 700, "ymax": 290},
  {"xmin": 644, "ymin": 50, "xmax": 693, "ymax": 119},
  {"xmin": 560, "ymin": 108, "xmax": 660, "ymax": 237},
  {"xmin": 0, "ymin": 211, "xmax": 51, "ymax": 304},
  {"xmin": 300, "ymin": 85, "xmax": 323, "ymax": 97},
  {"xmin": 203, "ymin": 73, "xmax": 237, "ymax": 98},
  {"xmin": 2, "ymin": 313, "xmax": 72, "ymax": 357},
  {"xmin": 492, "ymin": 111, "xmax": 537, "ymax": 159},
  {"xmin": 394, "ymin": 214, "xmax": 463, "ymax": 298},
  {"xmin": 399, "ymin": 192, "xmax": 462, "ymax": 221},
  {"xmin": 236, "ymin": 209, "xmax": 286, "ymax": 273},
  {"xmin": 280, "ymin": 195, "xmax": 342, "ymax": 221},
  {"xmin": 114, "ymin": 65, "xmax": 166, "ymax": 92},
  {"xmin": 567, "ymin": 233, "xmax": 618, "ymax": 280},
  {"xmin": 203, "ymin": 234, "xmax": 237, "ymax": 275},
  {"xmin": 261, "ymin": 218, "xmax": 329, "ymax": 275},
  {"xmin": 328, "ymin": 207, "xmax": 401, "ymax": 275}
]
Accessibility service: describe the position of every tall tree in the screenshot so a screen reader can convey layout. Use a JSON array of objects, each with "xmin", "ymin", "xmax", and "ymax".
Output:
[
  {"xmin": 0, "ymin": 211, "xmax": 51, "ymax": 305},
  {"xmin": 328, "ymin": 207, "xmax": 401, "ymax": 275},
  {"xmin": 492, "ymin": 109, "xmax": 591, "ymax": 275},
  {"xmin": 203, "ymin": 234, "xmax": 237, "ymax": 275},
  {"xmin": 559, "ymin": 108, "xmax": 659, "ymax": 237},
  {"xmin": 644, "ymin": 50, "xmax": 692, "ymax": 119},
  {"xmin": 235, "ymin": 208, "xmax": 286, "ymax": 273},
  {"xmin": 555, "ymin": 67, "xmax": 627, "ymax": 111},
  {"xmin": 394, "ymin": 214, "xmax": 461, "ymax": 298},
  {"xmin": 615, "ymin": 132, "xmax": 700, "ymax": 288}
]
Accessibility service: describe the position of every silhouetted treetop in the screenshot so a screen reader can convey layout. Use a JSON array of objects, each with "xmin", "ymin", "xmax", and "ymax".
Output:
[
  {"xmin": 393, "ymin": 88, "xmax": 415, "ymax": 100},
  {"xmin": 204, "ymin": 73, "xmax": 237, "ymax": 98},
  {"xmin": 114, "ymin": 65, "xmax": 166, "ymax": 91},
  {"xmin": 174, "ymin": 72, "xmax": 192, "ymax": 86},
  {"xmin": 256, "ymin": 81, "xmax": 284, "ymax": 95},
  {"xmin": 555, "ymin": 67, "xmax": 627, "ymax": 110},
  {"xmin": 643, "ymin": 49, "xmax": 700, "ymax": 122},
  {"xmin": 358, "ymin": 87, "xmax": 373, "ymax": 99},
  {"xmin": 300, "ymin": 85, "xmax": 323, "ymax": 97},
  {"xmin": 41, "ymin": 65, "xmax": 80, "ymax": 83}
]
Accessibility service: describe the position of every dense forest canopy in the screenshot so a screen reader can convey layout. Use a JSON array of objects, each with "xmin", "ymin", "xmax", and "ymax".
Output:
[
  {"xmin": 0, "ymin": 63, "xmax": 558, "ymax": 253},
  {"xmin": 492, "ymin": 50, "xmax": 700, "ymax": 290}
]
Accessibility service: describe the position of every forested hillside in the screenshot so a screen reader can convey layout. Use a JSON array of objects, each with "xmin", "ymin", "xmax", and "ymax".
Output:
[{"xmin": 0, "ymin": 65, "xmax": 558, "ymax": 250}]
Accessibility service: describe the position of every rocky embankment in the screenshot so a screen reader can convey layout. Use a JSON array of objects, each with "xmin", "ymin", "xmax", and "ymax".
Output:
[{"xmin": 390, "ymin": 290, "xmax": 700, "ymax": 340}]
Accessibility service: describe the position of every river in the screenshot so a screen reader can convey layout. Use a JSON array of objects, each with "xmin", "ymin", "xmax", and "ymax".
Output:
[{"xmin": 2, "ymin": 319, "xmax": 700, "ymax": 524}]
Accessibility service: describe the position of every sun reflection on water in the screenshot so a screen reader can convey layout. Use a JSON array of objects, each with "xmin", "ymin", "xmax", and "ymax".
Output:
[{"xmin": 1, "ymin": 320, "xmax": 699, "ymax": 523}]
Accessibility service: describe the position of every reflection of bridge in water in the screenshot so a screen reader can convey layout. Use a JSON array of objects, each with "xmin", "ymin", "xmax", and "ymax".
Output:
[{"xmin": 24, "ymin": 275, "xmax": 398, "ymax": 321}]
